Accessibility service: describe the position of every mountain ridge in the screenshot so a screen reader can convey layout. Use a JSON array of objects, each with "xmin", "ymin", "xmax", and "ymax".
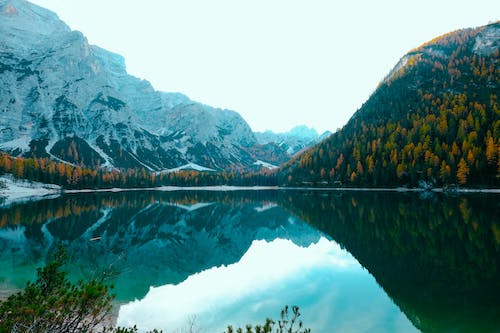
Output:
[
  {"xmin": 0, "ymin": 0, "xmax": 292, "ymax": 172},
  {"xmin": 280, "ymin": 22, "xmax": 500, "ymax": 188},
  {"xmin": 255, "ymin": 125, "xmax": 331, "ymax": 156}
]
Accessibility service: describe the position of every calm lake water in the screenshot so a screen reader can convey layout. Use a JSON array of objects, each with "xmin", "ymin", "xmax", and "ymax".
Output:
[{"xmin": 0, "ymin": 190, "xmax": 499, "ymax": 332}]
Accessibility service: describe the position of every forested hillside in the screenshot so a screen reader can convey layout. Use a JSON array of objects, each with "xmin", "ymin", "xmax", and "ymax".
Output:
[{"xmin": 281, "ymin": 23, "xmax": 500, "ymax": 188}]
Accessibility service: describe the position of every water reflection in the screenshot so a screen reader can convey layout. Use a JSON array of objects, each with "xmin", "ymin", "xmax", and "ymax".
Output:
[
  {"xmin": 283, "ymin": 191, "xmax": 500, "ymax": 333},
  {"xmin": 1, "ymin": 190, "xmax": 499, "ymax": 332},
  {"xmin": 0, "ymin": 192, "xmax": 321, "ymax": 301},
  {"xmin": 117, "ymin": 238, "xmax": 415, "ymax": 333}
]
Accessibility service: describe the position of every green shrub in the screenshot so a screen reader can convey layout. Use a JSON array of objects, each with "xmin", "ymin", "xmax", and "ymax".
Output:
[
  {"xmin": 224, "ymin": 305, "xmax": 311, "ymax": 333},
  {"xmin": 0, "ymin": 247, "xmax": 113, "ymax": 333},
  {"xmin": 0, "ymin": 248, "xmax": 311, "ymax": 333}
]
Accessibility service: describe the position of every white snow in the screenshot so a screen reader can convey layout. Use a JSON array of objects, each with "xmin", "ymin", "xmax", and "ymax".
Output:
[
  {"xmin": 87, "ymin": 142, "xmax": 114, "ymax": 169},
  {"xmin": 159, "ymin": 163, "xmax": 216, "ymax": 173},
  {"xmin": 165, "ymin": 202, "xmax": 215, "ymax": 212},
  {"xmin": 253, "ymin": 160, "xmax": 278, "ymax": 170},
  {"xmin": 82, "ymin": 208, "xmax": 112, "ymax": 238},
  {"xmin": 0, "ymin": 174, "xmax": 61, "ymax": 205},
  {"xmin": 0, "ymin": 136, "xmax": 32, "ymax": 153},
  {"xmin": 254, "ymin": 203, "xmax": 278, "ymax": 212},
  {"xmin": 175, "ymin": 146, "xmax": 188, "ymax": 155}
]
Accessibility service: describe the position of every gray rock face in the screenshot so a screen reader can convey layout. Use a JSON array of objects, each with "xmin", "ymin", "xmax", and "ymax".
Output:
[
  {"xmin": 473, "ymin": 23, "xmax": 500, "ymax": 55},
  {"xmin": 0, "ymin": 0, "xmax": 260, "ymax": 170}
]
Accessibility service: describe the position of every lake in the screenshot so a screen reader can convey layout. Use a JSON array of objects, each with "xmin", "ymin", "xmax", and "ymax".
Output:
[{"xmin": 0, "ymin": 190, "xmax": 499, "ymax": 332}]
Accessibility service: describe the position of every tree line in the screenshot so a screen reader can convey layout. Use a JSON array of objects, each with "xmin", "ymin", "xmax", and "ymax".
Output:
[{"xmin": 0, "ymin": 153, "xmax": 278, "ymax": 189}]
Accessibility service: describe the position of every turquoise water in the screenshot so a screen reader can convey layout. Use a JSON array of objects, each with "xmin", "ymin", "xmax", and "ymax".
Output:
[{"xmin": 0, "ymin": 191, "xmax": 499, "ymax": 332}]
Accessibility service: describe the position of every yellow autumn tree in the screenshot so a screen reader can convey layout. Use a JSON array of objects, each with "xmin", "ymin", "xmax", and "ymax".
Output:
[
  {"xmin": 457, "ymin": 158, "xmax": 469, "ymax": 185},
  {"xmin": 485, "ymin": 136, "xmax": 497, "ymax": 165},
  {"xmin": 439, "ymin": 161, "xmax": 451, "ymax": 182},
  {"xmin": 350, "ymin": 171, "xmax": 357, "ymax": 183}
]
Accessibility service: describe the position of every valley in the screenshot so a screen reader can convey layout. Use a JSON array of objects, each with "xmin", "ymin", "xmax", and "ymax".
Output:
[{"xmin": 0, "ymin": 1, "xmax": 499, "ymax": 332}]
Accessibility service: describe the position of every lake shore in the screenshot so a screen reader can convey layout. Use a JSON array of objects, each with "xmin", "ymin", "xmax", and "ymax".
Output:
[
  {"xmin": 2, "ymin": 174, "xmax": 499, "ymax": 206},
  {"xmin": 0, "ymin": 175, "xmax": 61, "ymax": 206},
  {"xmin": 63, "ymin": 185, "xmax": 500, "ymax": 194}
]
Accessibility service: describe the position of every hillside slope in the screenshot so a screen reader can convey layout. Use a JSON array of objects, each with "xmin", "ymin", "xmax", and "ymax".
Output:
[{"xmin": 281, "ymin": 22, "xmax": 500, "ymax": 188}]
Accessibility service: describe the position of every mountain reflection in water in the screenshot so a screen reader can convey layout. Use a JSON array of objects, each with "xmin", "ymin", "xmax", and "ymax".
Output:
[{"xmin": 0, "ymin": 190, "xmax": 498, "ymax": 332}]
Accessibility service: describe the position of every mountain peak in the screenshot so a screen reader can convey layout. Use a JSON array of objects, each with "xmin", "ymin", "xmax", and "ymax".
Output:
[
  {"xmin": 1, "ymin": 0, "xmax": 70, "ymax": 55},
  {"xmin": 289, "ymin": 125, "xmax": 318, "ymax": 139},
  {"xmin": 255, "ymin": 125, "xmax": 325, "ymax": 157},
  {"xmin": 3, "ymin": 3, "xmax": 17, "ymax": 15},
  {"xmin": 1, "ymin": 0, "xmax": 69, "ymax": 32},
  {"xmin": 0, "ymin": 0, "xmax": 278, "ymax": 171}
]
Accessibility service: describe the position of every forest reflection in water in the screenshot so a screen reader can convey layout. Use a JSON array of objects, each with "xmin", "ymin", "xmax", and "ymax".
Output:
[{"xmin": 0, "ymin": 190, "xmax": 498, "ymax": 332}]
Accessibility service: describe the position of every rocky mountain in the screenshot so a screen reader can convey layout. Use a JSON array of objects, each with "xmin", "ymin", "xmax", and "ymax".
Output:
[
  {"xmin": 0, "ymin": 0, "xmax": 279, "ymax": 171},
  {"xmin": 256, "ymin": 125, "xmax": 331, "ymax": 156},
  {"xmin": 281, "ymin": 22, "xmax": 500, "ymax": 187}
]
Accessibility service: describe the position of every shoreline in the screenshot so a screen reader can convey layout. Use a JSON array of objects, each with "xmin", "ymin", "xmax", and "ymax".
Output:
[
  {"xmin": 280, "ymin": 186, "xmax": 500, "ymax": 193},
  {"xmin": 63, "ymin": 185, "xmax": 500, "ymax": 194},
  {"xmin": 2, "ymin": 174, "xmax": 500, "ymax": 206},
  {"xmin": 0, "ymin": 175, "xmax": 62, "ymax": 206}
]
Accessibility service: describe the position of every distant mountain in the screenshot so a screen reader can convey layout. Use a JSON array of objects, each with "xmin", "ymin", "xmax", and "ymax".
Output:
[
  {"xmin": 0, "ymin": 0, "xmax": 279, "ymax": 171},
  {"xmin": 281, "ymin": 22, "xmax": 500, "ymax": 188},
  {"xmin": 255, "ymin": 125, "xmax": 331, "ymax": 156}
]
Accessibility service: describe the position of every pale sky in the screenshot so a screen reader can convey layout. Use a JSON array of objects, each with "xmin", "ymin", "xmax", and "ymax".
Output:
[{"xmin": 29, "ymin": 0, "xmax": 499, "ymax": 133}]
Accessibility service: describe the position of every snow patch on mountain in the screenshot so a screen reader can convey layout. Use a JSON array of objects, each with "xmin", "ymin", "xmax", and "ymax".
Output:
[
  {"xmin": 253, "ymin": 160, "xmax": 278, "ymax": 170},
  {"xmin": 166, "ymin": 202, "xmax": 215, "ymax": 212},
  {"xmin": 160, "ymin": 163, "xmax": 216, "ymax": 173},
  {"xmin": 254, "ymin": 203, "xmax": 278, "ymax": 212},
  {"xmin": 0, "ymin": 136, "xmax": 31, "ymax": 153}
]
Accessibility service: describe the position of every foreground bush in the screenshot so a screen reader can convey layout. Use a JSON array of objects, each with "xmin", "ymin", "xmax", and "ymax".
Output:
[
  {"xmin": 0, "ymin": 248, "xmax": 113, "ymax": 333},
  {"xmin": 0, "ymin": 249, "xmax": 311, "ymax": 333},
  {"xmin": 224, "ymin": 305, "xmax": 311, "ymax": 333}
]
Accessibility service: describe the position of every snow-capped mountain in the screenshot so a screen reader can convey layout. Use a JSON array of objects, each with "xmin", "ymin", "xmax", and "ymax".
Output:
[
  {"xmin": 255, "ymin": 125, "xmax": 332, "ymax": 156},
  {"xmin": 0, "ymin": 0, "xmax": 269, "ymax": 171}
]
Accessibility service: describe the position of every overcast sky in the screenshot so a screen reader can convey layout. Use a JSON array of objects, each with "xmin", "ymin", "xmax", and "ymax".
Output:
[{"xmin": 29, "ymin": 0, "xmax": 499, "ymax": 133}]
